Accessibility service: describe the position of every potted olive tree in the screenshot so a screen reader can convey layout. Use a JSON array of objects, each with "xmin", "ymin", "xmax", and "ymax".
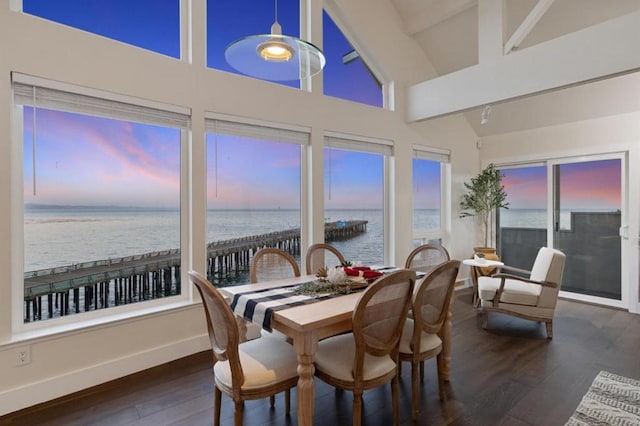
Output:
[{"xmin": 460, "ymin": 164, "xmax": 509, "ymax": 254}]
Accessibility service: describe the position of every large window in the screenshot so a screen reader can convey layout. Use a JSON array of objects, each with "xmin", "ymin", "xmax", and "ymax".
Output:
[
  {"xmin": 323, "ymin": 134, "xmax": 391, "ymax": 265},
  {"xmin": 412, "ymin": 147, "xmax": 449, "ymax": 246},
  {"xmin": 14, "ymin": 75, "xmax": 189, "ymax": 323},
  {"xmin": 205, "ymin": 117, "xmax": 307, "ymax": 285},
  {"xmin": 22, "ymin": 0, "xmax": 180, "ymax": 59},
  {"xmin": 322, "ymin": 10, "xmax": 383, "ymax": 107}
]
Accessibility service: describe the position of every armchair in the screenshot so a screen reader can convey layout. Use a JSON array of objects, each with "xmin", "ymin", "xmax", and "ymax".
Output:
[{"xmin": 477, "ymin": 247, "xmax": 566, "ymax": 339}]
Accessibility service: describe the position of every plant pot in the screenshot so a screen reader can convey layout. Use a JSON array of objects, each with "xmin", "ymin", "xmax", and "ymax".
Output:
[{"xmin": 472, "ymin": 246, "xmax": 500, "ymax": 276}]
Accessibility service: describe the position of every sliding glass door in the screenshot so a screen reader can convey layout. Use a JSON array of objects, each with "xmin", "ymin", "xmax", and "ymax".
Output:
[
  {"xmin": 497, "ymin": 165, "xmax": 547, "ymax": 270},
  {"xmin": 497, "ymin": 153, "xmax": 626, "ymax": 307},
  {"xmin": 551, "ymin": 157, "xmax": 623, "ymax": 301}
]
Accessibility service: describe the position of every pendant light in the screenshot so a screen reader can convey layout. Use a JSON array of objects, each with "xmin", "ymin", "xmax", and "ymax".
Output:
[{"xmin": 224, "ymin": 0, "xmax": 326, "ymax": 82}]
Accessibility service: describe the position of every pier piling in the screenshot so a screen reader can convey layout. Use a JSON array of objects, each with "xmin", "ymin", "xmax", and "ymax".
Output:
[{"xmin": 23, "ymin": 220, "xmax": 367, "ymax": 322}]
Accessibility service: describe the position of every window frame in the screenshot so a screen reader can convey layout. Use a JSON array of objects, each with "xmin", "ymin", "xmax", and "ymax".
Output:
[
  {"xmin": 203, "ymin": 112, "xmax": 311, "ymax": 277},
  {"xmin": 11, "ymin": 74, "xmax": 192, "ymax": 335},
  {"xmin": 411, "ymin": 145, "xmax": 450, "ymax": 246},
  {"xmin": 323, "ymin": 131, "xmax": 393, "ymax": 265}
]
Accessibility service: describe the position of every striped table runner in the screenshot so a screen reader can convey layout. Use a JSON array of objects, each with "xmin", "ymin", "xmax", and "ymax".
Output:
[{"xmin": 230, "ymin": 283, "xmax": 342, "ymax": 332}]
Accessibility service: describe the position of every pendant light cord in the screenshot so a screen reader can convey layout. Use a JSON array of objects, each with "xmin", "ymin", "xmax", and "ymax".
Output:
[
  {"xmin": 328, "ymin": 148, "xmax": 332, "ymax": 201},
  {"xmin": 274, "ymin": 0, "xmax": 278, "ymax": 23}
]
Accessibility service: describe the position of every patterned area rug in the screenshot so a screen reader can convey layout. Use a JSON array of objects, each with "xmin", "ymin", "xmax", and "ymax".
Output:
[{"xmin": 566, "ymin": 371, "xmax": 640, "ymax": 425}]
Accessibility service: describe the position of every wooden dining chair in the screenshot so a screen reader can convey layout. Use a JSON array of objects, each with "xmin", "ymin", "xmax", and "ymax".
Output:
[
  {"xmin": 313, "ymin": 269, "xmax": 416, "ymax": 426},
  {"xmin": 305, "ymin": 243, "xmax": 346, "ymax": 275},
  {"xmin": 398, "ymin": 260, "xmax": 460, "ymax": 420},
  {"xmin": 405, "ymin": 243, "xmax": 450, "ymax": 274},
  {"xmin": 188, "ymin": 271, "xmax": 299, "ymax": 426},
  {"xmin": 250, "ymin": 247, "xmax": 301, "ymax": 283},
  {"xmin": 250, "ymin": 247, "xmax": 300, "ymax": 343}
]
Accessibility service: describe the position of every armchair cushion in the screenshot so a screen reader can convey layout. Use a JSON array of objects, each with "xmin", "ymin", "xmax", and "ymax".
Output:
[
  {"xmin": 530, "ymin": 248, "xmax": 558, "ymax": 282},
  {"xmin": 478, "ymin": 276, "xmax": 541, "ymax": 306}
]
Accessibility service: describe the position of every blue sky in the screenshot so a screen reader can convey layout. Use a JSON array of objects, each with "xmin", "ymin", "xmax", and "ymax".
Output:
[
  {"xmin": 21, "ymin": 1, "xmax": 620, "ymax": 211},
  {"xmin": 22, "ymin": 0, "xmax": 437, "ymax": 210}
]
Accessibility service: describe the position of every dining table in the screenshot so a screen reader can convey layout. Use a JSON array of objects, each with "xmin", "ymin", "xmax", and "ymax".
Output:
[{"xmin": 220, "ymin": 271, "xmax": 454, "ymax": 426}]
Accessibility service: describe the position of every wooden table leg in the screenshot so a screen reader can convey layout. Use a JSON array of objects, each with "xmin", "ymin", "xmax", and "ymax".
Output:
[{"xmin": 293, "ymin": 331, "xmax": 317, "ymax": 426}]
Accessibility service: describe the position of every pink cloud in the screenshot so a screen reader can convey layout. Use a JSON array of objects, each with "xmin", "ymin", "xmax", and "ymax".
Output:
[{"xmin": 25, "ymin": 108, "xmax": 180, "ymax": 206}]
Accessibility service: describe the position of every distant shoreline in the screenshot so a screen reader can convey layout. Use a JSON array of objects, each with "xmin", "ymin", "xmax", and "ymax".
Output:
[{"xmin": 24, "ymin": 204, "xmax": 407, "ymax": 212}]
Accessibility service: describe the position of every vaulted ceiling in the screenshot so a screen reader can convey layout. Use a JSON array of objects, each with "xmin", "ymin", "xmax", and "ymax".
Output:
[{"xmin": 387, "ymin": 0, "xmax": 640, "ymax": 137}]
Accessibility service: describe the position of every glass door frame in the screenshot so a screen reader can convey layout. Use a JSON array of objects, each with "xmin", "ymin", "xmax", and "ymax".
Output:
[
  {"xmin": 494, "ymin": 149, "xmax": 636, "ymax": 312},
  {"xmin": 547, "ymin": 152, "xmax": 629, "ymax": 309}
]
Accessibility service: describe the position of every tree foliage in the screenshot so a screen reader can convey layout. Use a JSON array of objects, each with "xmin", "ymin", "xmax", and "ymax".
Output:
[{"xmin": 460, "ymin": 164, "xmax": 509, "ymax": 247}]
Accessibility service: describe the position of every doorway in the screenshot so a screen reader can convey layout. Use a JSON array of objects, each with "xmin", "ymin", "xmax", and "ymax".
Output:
[{"xmin": 497, "ymin": 153, "xmax": 626, "ymax": 307}]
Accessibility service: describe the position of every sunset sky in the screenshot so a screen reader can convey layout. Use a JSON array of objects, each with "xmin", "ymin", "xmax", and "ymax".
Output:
[
  {"xmin": 501, "ymin": 159, "xmax": 621, "ymax": 211},
  {"xmin": 21, "ymin": 0, "xmax": 620, "ymax": 212}
]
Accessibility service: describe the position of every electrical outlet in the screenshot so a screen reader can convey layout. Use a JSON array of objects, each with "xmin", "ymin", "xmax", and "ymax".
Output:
[{"xmin": 15, "ymin": 346, "xmax": 31, "ymax": 366}]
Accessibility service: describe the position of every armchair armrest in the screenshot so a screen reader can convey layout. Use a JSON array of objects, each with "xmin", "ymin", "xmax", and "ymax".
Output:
[
  {"xmin": 495, "ymin": 265, "xmax": 531, "ymax": 276},
  {"xmin": 492, "ymin": 273, "xmax": 558, "ymax": 288},
  {"xmin": 492, "ymin": 273, "xmax": 558, "ymax": 307}
]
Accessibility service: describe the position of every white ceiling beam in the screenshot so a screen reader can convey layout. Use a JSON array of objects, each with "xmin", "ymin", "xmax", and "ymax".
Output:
[
  {"xmin": 406, "ymin": 10, "xmax": 640, "ymax": 122},
  {"xmin": 504, "ymin": 0, "xmax": 555, "ymax": 55},
  {"xmin": 404, "ymin": 0, "xmax": 476, "ymax": 36},
  {"xmin": 478, "ymin": 0, "xmax": 504, "ymax": 64}
]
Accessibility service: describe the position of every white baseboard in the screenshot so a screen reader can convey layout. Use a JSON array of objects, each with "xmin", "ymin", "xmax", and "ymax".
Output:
[{"xmin": 0, "ymin": 334, "xmax": 210, "ymax": 417}]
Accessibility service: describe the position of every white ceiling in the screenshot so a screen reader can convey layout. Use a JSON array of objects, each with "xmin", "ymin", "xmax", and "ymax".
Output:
[{"xmin": 388, "ymin": 0, "xmax": 640, "ymax": 136}]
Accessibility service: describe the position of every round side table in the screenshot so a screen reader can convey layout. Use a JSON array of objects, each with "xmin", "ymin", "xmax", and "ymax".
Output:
[{"xmin": 462, "ymin": 258, "xmax": 504, "ymax": 308}]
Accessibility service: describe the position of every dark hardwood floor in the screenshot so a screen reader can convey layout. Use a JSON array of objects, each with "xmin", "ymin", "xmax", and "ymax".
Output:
[{"xmin": 2, "ymin": 288, "xmax": 639, "ymax": 425}]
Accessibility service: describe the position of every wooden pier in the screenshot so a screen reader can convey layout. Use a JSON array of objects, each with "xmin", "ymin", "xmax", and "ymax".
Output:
[{"xmin": 23, "ymin": 220, "xmax": 367, "ymax": 321}]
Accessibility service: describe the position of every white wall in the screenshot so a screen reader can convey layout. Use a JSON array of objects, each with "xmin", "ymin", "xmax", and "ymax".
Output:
[{"xmin": 0, "ymin": 2, "xmax": 480, "ymax": 415}]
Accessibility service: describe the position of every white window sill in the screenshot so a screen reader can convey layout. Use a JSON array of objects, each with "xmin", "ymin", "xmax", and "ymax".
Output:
[{"xmin": 3, "ymin": 299, "xmax": 201, "ymax": 349}]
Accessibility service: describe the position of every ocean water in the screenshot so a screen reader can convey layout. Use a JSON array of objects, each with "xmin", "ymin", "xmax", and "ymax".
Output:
[
  {"xmin": 26, "ymin": 206, "xmax": 612, "ymax": 273},
  {"xmin": 24, "ymin": 207, "xmax": 442, "ymax": 272},
  {"xmin": 498, "ymin": 208, "xmax": 619, "ymax": 230},
  {"xmin": 499, "ymin": 209, "xmax": 548, "ymax": 228},
  {"xmin": 24, "ymin": 205, "xmax": 181, "ymax": 272}
]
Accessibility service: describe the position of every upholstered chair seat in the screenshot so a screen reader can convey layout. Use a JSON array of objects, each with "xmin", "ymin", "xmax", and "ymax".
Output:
[
  {"xmin": 314, "ymin": 333, "xmax": 397, "ymax": 382},
  {"xmin": 398, "ymin": 319, "xmax": 442, "ymax": 354},
  {"xmin": 478, "ymin": 277, "xmax": 541, "ymax": 306},
  {"xmin": 213, "ymin": 336, "xmax": 299, "ymax": 393}
]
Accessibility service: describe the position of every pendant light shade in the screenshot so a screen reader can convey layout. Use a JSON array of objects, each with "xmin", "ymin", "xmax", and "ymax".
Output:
[{"xmin": 224, "ymin": 1, "xmax": 325, "ymax": 81}]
